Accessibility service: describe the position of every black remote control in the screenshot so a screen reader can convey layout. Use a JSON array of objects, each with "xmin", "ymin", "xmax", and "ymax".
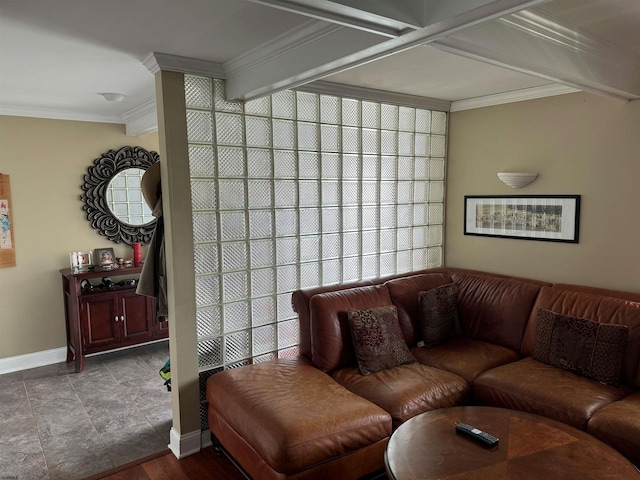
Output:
[{"xmin": 455, "ymin": 422, "xmax": 499, "ymax": 448}]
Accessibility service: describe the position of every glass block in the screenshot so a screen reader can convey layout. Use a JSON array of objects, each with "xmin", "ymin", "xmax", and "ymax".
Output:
[
  {"xmin": 299, "ymin": 152, "xmax": 319, "ymax": 179},
  {"xmin": 342, "ymin": 180, "xmax": 360, "ymax": 206},
  {"xmin": 342, "ymin": 98, "xmax": 360, "ymax": 126},
  {"xmin": 380, "ymin": 181, "xmax": 396, "ymax": 204},
  {"xmin": 398, "ymin": 106, "xmax": 415, "ymax": 131},
  {"xmin": 362, "ymin": 101, "xmax": 380, "ymax": 128},
  {"xmin": 193, "ymin": 212, "xmax": 218, "ymax": 242},
  {"xmin": 220, "ymin": 211, "xmax": 246, "ymax": 240},
  {"xmin": 273, "ymin": 119, "xmax": 295, "ymax": 149},
  {"xmin": 343, "ymin": 231, "xmax": 360, "ymax": 256},
  {"xmin": 321, "ymin": 153, "xmax": 340, "ymax": 178},
  {"xmin": 322, "ymin": 207, "xmax": 340, "ymax": 233},
  {"xmin": 397, "ymin": 156, "xmax": 413, "ymax": 179},
  {"xmin": 278, "ymin": 346, "xmax": 300, "ymax": 358},
  {"xmin": 222, "ymin": 241, "xmax": 248, "ymax": 272},
  {"xmin": 252, "ymin": 297, "xmax": 275, "ymax": 327},
  {"xmin": 343, "ymin": 206, "xmax": 360, "ymax": 232},
  {"xmin": 245, "ymin": 116, "xmax": 271, "ymax": 148},
  {"xmin": 248, "ymin": 180, "xmax": 272, "ymax": 209},
  {"xmin": 274, "ymin": 180, "xmax": 297, "ymax": 208},
  {"xmin": 323, "ymin": 259, "xmax": 341, "ymax": 284},
  {"xmin": 380, "ymin": 205, "xmax": 396, "ymax": 229},
  {"xmin": 184, "ymin": 75, "xmax": 212, "ymax": 110},
  {"xmin": 362, "ymin": 155, "xmax": 379, "ymax": 179},
  {"xmin": 216, "ymin": 113, "xmax": 244, "ymax": 145},
  {"xmin": 191, "ymin": 179, "xmax": 217, "ymax": 210},
  {"xmin": 430, "ymin": 135, "xmax": 446, "ymax": 157},
  {"xmin": 275, "ymin": 209, "xmax": 297, "ymax": 236},
  {"xmin": 222, "ymin": 272, "xmax": 248, "ymax": 302},
  {"xmin": 380, "ymin": 156, "xmax": 397, "ymax": 179},
  {"xmin": 380, "ymin": 252, "xmax": 397, "ymax": 276},
  {"xmin": 300, "ymin": 236, "xmax": 320, "ymax": 262},
  {"xmin": 342, "ymin": 257, "xmax": 360, "ymax": 282},
  {"xmin": 320, "ymin": 95, "xmax": 340, "ymax": 124},
  {"xmin": 380, "ymin": 130, "xmax": 398, "ymax": 155},
  {"xmin": 196, "ymin": 305, "xmax": 221, "ymax": 338},
  {"xmin": 381, "ymin": 103, "xmax": 398, "ymax": 130},
  {"xmin": 428, "ymin": 224, "xmax": 443, "ymax": 246},
  {"xmin": 195, "ymin": 274, "xmax": 220, "ymax": 306},
  {"xmin": 297, "ymin": 91, "xmax": 318, "ymax": 122},
  {"xmin": 321, "ymin": 124, "xmax": 339, "ymax": 152},
  {"xmin": 322, "ymin": 181, "xmax": 340, "ymax": 206},
  {"xmin": 245, "ymin": 96, "xmax": 271, "ymax": 116},
  {"xmin": 429, "ymin": 181, "xmax": 444, "ymax": 203},
  {"xmin": 254, "ymin": 352, "xmax": 277, "ymax": 363},
  {"xmin": 218, "ymin": 179, "xmax": 245, "ymax": 209},
  {"xmin": 214, "ymin": 79, "xmax": 243, "ymax": 113},
  {"xmin": 397, "ymin": 250, "xmax": 412, "ymax": 273},
  {"xmin": 271, "ymin": 90, "xmax": 295, "ymax": 119},
  {"xmin": 362, "ymin": 181, "xmax": 378, "ymax": 205},
  {"xmin": 415, "ymin": 133, "xmax": 429, "ymax": 156},
  {"xmin": 432, "ymin": 111, "xmax": 447, "ymax": 134},
  {"xmin": 224, "ymin": 331, "xmax": 250, "ymax": 363},
  {"xmin": 397, "ymin": 204, "xmax": 413, "ymax": 227},
  {"xmin": 276, "ymin": 237, "xmax": 298, "ymax": 265},
  {"xmin": 189, "ymin": 145, "xmax": 215, "ymax": 177},
  {"xmin": 247, "ymin": 148, "xmax": 272, "ymax": 178},
  {"xmin": 413, "ymin": 203, "xmax": 428, "ymax": 225},
  {"xmin": 362, "ymin": 255, "xmax": 378, "ymax": 279},
  {"xmin": 298, "ymin": 121, "xmax": 318, "ymax": 151},
  {"xmin": 223, "ymin": 301, "xmax": 250, "ymax": 332},
  {"xmin": 429, "ymin": 203, "xmax": 444, "ymax": 224},
  {"xmin": 414, "ymin": 157, "xmax": 428, "ymax": 180},
  {"xmin": 322, "ymin": 233, "xmax": 341, "ymax": 259},
  {"xmin": 362, "ymin": 230, "xmax": 378, "ymax": 255},
  {"xmin": 300, "ymin": 262, "xmax": 320, "ymax": 288},
  {"xmin": 429, "ymin": 157, "xmax": 445, "ymax": 180},
  {"xmin": 415, "ymin": 109, "xmax": 431, "ymax": 133},
  {"xmin": 342, "ymin": 127, "xmax": 360, "ymax": 154},
  {"xmin": 397, "ymin": 181, "xmax": 413, "ymax": 204},
  {"xmin": 342, "ymin": 154, "xmax": 360, "ymax": 179},
  {"xmin": 251, "ymin": 268, "xmax": 275, "ymax": 297},
  {"xmin": 194, "ymin": 243, "xmax": 218, "ymax": 275},
  {"xmin": 198, "ymin": 338, "xmax": 222, "ymax": 368},
  {"xmin": 250, "ymin": 240, "xmax": 274, "ymax": 269},
  {"xmin": 362, "ymin": 128, "xmax": 379, "ymax": 154},
  {"xmin": 249, "ymin": 210, "xmax": 273, "ymax": 239},
  {"xmin": 398, "ymin": 132, "xmax": 414, "ymax": 155},
  {"xmin": 299, "ymin": 181, "xmax": 319, "ymax": 207},
  {"xmin": 413, "ymin": 181, "xmax": 428, "ymax": 203},
  {"xmin": 397, "ymin": 227, "xmax": 412, "ymax": 250},
  {"xmin": 362, "ymin": 205, "xmax": 378, "ymax": 230},
  {"xmin": 413, "ymin": 248, "xmax": 427, "ymax": 269},
  {"xmin": 300, "ymin": 208, "xmax": 320, "ymax": 235},
  {"xmin": 277, "ymin": 265, "xmax": 297, "ymax": 293},
  {"xmin": 277, "ymin": 294, "xmax": 295, "ymax": 322},
  {"xmin": 253, "ymin": 324, "xmax": 277, "ymax": 355},
  {"xmin": 427, "ymin": 246, "xmax": 443, "ymax": 267},
  {"xmin": 217, "ymin": 147, "xmax": 245, "ymax": 178},
  {"xmin": 278, "ymin": 319, "xmax": 299, "ymax": 348},
  {"xmin": 413, "ymin": 226, "xmax": 427, "ymax": 247},
  {"xmin": 380, "ymin": 228, "xmax": 396, "ymax": 252},
  {"xmin": 186, "ymin": 110, "xmax": 213, "ymax": 143},
  {"xmin": 273, "ymin": 150, "xmax": 296, "ymax": 178}
]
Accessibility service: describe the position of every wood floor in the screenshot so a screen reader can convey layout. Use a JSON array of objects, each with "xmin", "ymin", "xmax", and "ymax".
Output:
[{"xmin": 86, "ymin": 446, "xmax": 247, "ymax": 480}]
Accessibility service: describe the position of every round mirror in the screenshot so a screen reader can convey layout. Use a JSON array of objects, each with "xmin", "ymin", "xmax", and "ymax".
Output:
[{"xmin": 81, "ymin": 146, "xmax": 159, "ymax": 245}]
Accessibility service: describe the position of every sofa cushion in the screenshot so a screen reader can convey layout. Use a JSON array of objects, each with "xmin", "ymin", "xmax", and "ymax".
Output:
[
  {"xmin": 348, "ymin": 305, "xmax": 416, "ymax": 375},
  {"xmin": 588, "ymin": 391, "xmax": 640, "ymax": 467},
  {"xmin": 473, "ymin": 357, "xmax": 631, "ymax": 430},
  {"xmin": 207, "ymin": 356, "xmax": 392, "ymax": 476},
  {"xmin": 332, "ymin": 362, "xmax": 469, "ymax": 429},
  {"xmin": 412, "ymin": 336, "xmax": 520, "ymax": 383},
  {"xmin": 418, "ymin": 282, "xmax": 461, "ymax": 348},
  {"xmin": 534, "ymin": 308, "xmax": 628, "ymax": 385}
]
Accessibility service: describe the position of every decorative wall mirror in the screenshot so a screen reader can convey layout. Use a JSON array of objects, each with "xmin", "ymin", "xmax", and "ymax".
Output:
[{"xmin": 81, "ymin": 146, "xmax": 159, "ymax": 245}]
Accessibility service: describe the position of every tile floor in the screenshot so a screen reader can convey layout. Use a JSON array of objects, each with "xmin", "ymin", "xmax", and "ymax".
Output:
[{"xmin": 0, "ymin": 341, "xmax": 172, "ymax": 480}]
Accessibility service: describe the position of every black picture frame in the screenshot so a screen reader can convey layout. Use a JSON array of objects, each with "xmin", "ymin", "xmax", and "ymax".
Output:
[{"xmin": 464, "ymin": 195, "xmax": 580, "ymax": 243}]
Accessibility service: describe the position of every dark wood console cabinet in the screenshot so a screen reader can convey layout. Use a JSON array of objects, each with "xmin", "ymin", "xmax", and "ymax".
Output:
[{"xmin": 60, "ymin": 267, "xmax": 168, "ymax": 372}]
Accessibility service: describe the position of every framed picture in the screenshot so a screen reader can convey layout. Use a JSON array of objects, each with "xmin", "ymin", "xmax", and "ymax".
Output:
[
  {"xmin": 94, "ymin": 247, "xmax": 116, "ymax": 266},
  {"xmin": 70, "ymin": 251, "xmax": 93, "ymax": 270},
  {"xmin": 464, "ymin": 195, "xmax": 580, "ymax": 243}
]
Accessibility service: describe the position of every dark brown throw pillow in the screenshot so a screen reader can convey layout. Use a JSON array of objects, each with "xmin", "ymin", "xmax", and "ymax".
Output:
[
  {"xmin": 533, "ymin": 308, "xmax": 628, "ymax": 385},
  {"xmin": 348, "ymin": 305, "xmax": 416, "ymax": 375},
  {"xmin": 418, "ymin": 283, "xmax": 461, "ymax": 348}
]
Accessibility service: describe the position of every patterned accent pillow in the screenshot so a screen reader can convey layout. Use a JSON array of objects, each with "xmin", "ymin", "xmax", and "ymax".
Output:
[
  {"xmin": 418, "ymin": 283, "xmax": 461, "ymax": 348},
  {"xmin": 348, "ymin": 305, "xmax": 416, "ymax": 375},
  {"xmin": 533, "ymin": 308, "xmax": 629, "ymax": 385}
]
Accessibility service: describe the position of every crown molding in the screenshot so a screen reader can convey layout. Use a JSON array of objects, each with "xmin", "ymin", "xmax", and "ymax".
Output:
[
  {"xmin": 143, "ymin": 52, "xmax": 226, "ymax": 79},
  {"xmin": 0, "ymin": 105, "xmax": 122, "ymax": 124},
  {"xmin": 450, "ymin": 84, "xmax": 579, "ymax": 111},
  {"xmin": 122, "ymin": 99, "xmax": 158, "ymax": 136}
]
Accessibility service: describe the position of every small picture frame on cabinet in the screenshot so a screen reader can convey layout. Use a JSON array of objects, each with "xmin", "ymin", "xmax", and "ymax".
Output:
[
  {"xmin": 70, "ymin": 251, "xmax": 93, "ymax": 271},
  {"xmin": 94, "ymin": 247, "xmax": 116, "ymax": 267}
]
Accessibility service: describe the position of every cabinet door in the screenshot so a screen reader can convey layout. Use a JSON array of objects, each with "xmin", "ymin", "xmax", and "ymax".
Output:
[
  {"xmin": 80, "ymin": 294, "xmax": 119, "ymax": 351},
  {"xmin": 120, "ymin": 291, "xmax": 155, "ymax": 343}
]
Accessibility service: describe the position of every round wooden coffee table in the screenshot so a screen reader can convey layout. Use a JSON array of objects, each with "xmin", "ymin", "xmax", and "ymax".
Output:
[{"xmin": 385, "ymin": 406, "xmax": 638, "ymax": 480}]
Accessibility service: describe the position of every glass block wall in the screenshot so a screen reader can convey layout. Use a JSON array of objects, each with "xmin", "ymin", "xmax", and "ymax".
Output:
[{"xmin": 184, "ymin": 75, "xmax": 446, "ymax": 380}]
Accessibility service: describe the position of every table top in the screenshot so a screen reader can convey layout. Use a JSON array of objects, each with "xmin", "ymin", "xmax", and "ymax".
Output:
[{"xmin": 385, "ymin": 406, "xmax": 638, "ymax": 480}]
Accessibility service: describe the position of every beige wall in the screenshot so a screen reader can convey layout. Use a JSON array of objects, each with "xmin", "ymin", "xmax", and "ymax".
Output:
[
  {"xmin": 446, "ymin": 92, "xmax": 640, "ymax": 292},
  {"xmin": 0, "ymin": 116, "xmax": 158, "ymax": 359}
]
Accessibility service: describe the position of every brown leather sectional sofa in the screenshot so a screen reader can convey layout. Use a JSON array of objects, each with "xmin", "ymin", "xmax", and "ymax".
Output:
[{"xmin": 207, "ymin": 267, "xmax": 640, "ymax": 479}]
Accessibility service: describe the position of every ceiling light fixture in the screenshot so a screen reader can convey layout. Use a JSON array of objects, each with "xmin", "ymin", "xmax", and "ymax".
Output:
[
  {"xmin": 497, "ymin": 172, "xmax": 538, "ymax": 189},
  {"xmin": 100, "ymin": 92, "xmax": 126, "ymax": 102}
]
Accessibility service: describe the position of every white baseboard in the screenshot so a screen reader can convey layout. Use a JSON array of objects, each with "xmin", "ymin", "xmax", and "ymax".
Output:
[
  {"xmin": 201, "ymin": 429, "xmax": 212, "ymax": 449},
  {"xmin": 168, "ymin": 427, "xmax": 201, "ymax": 459},
  {"xmin": 0, "ymin": 347, "xmax": 67, "ymax": 375}
]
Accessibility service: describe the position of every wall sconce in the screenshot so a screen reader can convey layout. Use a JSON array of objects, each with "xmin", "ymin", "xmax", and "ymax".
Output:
[{"xmin": 497, "ymin": 172, "xmax": 538, "ymax": 189}]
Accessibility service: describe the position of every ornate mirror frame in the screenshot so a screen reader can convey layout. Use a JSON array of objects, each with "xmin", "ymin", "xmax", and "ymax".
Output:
[{"xmin": 81, "ymin": 146, "xmax": 159, "ymax": 245}]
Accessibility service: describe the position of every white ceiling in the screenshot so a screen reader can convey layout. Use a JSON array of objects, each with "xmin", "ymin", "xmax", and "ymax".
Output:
[{"xmin": 1, "ymin": 0, "xmax": 638, "ymax": 134}]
